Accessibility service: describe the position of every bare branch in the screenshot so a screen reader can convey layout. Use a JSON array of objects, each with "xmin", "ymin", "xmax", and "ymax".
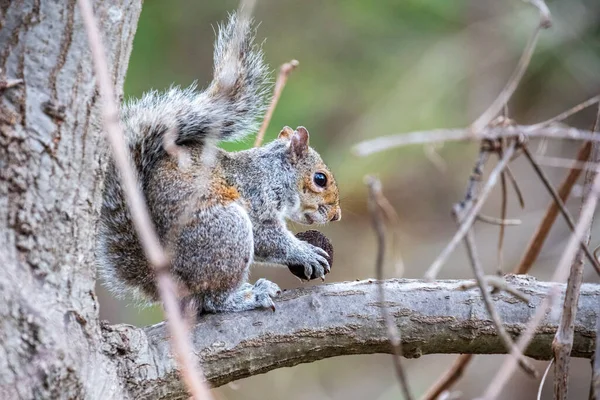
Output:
[
  {"xmin": 522, "ymin": 146, "xmax": 600, "ymax": 276},
  {"xmin": 366, "ymin": 176, "xmax": 413, "ymax": 400},
  {"xmin": 470, "ymin": 25, "xmax": 544, "ymax": 134},
  {"xmin": 505, "ymin": 165, "xmax": 525, "ymax": 208},
  {"xmin": 459, "ymin": 276, "xmax": 531, "ymax": 304},
  {"xmin": 463, "ymin": 229, "xmax": 536, "ymax": 376},
  {"xmin": 421, "ymin": 354, "xmax": 473, "ymax": 400},
  {"xmin": 527, "ymin": 0, "xmax": 552, "ymax": 28},
  {"xmin": 516, "ymin": 142, "xmax": 591, "ymax": 273},
  {"xmin": 485, "ymin": 137, "xmax": 600, "ymax": 400},
  {"xmin": 535, "ymin": 154, "xmax": 600, "ymax": 172},
  {"xmin": 537, "ymin": 360, "xmax": 553, "ymax": 400},
  {"xmin": 476, "ymin": 214, "xmax": 522, "ymax": 226},
  {"xmin": 552, "ymin": 105, "xmax": 600, "ymax": 399},
  {"xmin": 424, "ymin": 142, "xmax": 516, "ymax": 280},
  {"xmin": 254, "ymin": 59, "xmax": 299, "ymax": 147},
  {"xmin": 530, "ymin": 95, "xmax": 600, "ymax": 129},
  {"xmin": 0, "ymin": 68, "xmax": 23, "ymax": 90},
  {"xmin": 104, "ymin": 277, "xmax": 599, "ymax": 400},
  {"xmin": 352, "ymin": 125, "xmax": 600, "ymax": 157},
  {"xmin": 498, "ymin": 165, "xmax": 507, "ymax": 274},
  {"xmin": 76, "ymin": 1, "xmax": 212, "ymax": 398},
  {"xmin": 591, "ymin": 316, "xmax": 600, "ymax": 399}
]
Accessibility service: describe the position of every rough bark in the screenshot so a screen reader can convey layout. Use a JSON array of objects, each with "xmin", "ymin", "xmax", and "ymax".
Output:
[
  {"xmin": 101, "ymin": 276, "xmax": 599, "ymax": 400},
  {"xmin": 1, "ymin": 2, "xmax": 599, "ymax": 400},
  {"xmin": 0, "ymin": 1, "xmax": 141, "ymax": 399}
]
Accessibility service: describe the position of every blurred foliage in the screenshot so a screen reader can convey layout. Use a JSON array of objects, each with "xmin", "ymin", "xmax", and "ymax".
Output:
[{"xmin": 99, "ymin": 0, "xmax": 600, "ymax": 398}]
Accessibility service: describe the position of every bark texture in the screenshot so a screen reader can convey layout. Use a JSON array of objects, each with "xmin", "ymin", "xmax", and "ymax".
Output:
[
  {"xmin": 0, "ymin": 1, "xmax": 141, "ymax": 399},
  {"xmin": 104, "ymin": 277, "xmax": 598, "ymax": 400},
  {"xmin": 1, "ymin": 2, "xmax": 599, "ymax": 400}
]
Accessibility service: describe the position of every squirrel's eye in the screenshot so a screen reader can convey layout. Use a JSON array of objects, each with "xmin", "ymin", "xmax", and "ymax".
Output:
[{"xmin": 313, "ymin": 172, "xmax": 327, "ymax": 188}]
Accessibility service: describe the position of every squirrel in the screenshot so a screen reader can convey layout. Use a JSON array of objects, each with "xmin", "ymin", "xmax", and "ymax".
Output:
[{"xmin": 96, "ymin": 14, "xmax": 341, "ymax": 313}]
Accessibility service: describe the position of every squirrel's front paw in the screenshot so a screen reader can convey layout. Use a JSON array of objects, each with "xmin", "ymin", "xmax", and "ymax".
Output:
[{"xmin": 288, "ymin": 241, "xmax": 330, "ymax": 281}]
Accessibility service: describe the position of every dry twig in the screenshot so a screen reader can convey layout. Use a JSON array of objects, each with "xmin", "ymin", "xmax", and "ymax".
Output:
[
  {"xmin": 552, "ymin": 106, "xmax": 600, "ymax": 399},
  {"xmin": 420, "ymin": 354, "xmax": 473, "ymax": 400},
  {"xmin": 424, "ymin": 142, "xmax": 516, "ymax": 280},
  {"xmin": 516, "ymin": 142, "xmax": 591, "ymax": 273},
  {"xmin": 459, "ymin": 275, "xmax": 530, "ymax": 304},
  {"xmin": 470, "ymin": 27, "xmax": 543, "ymax": 133},
  {"xmin": 353, "ymin": 125, "xmax": 600, "ymax": 157},
  {"xmin": 522, "ymin": 146, "xmax": 600, "ymax": 276},
  {"xmin": 476, "ymin": 214, "xmax": 521, "ymax": 226},
  {"xmin": 462, "ymin": 229, "xmax": 536, "ymax": 376},
  {"xmin": 254, "ymin": 59, "xmax": 299, "ymax": 147},
  {"xmin": 505, "ymin": 165, "xmax": 525, "ymax": 208},
  {"xmin": 537, "ymin": 360, "xmax": 554, "ymax": 400},
  {"xmin": 535, "ymin": 153, "xmax": 600, "ymax": 172},
  {"xmin": 498, "ymin": 152, "xmax": 508, "ymax": 275},
  {"xmin": 530, "ymin": 95, "xmax": 600, "ymax": 130},
  {"xmin": 366, "ymin": 176, "xmax": 413, "ymax": 400},
  {"xmin": 485, "ymin": 138, "xmax": 600, "ymax": 400},
  {"xmin": 77, "ymin": 1, "xmax": 212, "ymax": 398},
  {"xmin": 591, "ymin": 316, "xmax": 600, "ymax": 399},
  {"xmin": 0, "ymin": 68, "xmax": 23, "ymax": 91}
]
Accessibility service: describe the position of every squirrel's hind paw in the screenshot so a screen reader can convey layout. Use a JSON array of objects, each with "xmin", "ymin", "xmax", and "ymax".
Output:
[
  {"xmin": 204, "ymin": 279, "xmax": 281, "ymax": 313},
  {"xmin": 251, "ymin": 278, "xmax": 282, "ymax": 311}
]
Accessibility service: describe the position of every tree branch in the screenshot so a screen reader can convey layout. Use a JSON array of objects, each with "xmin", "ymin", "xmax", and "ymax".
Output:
[{"xmin": 103, "ymin": 277, "xmax": 599, "ymax": 399}]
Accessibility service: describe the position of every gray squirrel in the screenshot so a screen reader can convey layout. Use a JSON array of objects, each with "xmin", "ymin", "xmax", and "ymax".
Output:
[{"xmin": 96, "ymin": 14, "xmax": 341, "ymax": 313}]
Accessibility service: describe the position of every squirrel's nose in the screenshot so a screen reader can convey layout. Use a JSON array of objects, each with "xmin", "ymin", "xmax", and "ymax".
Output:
[{"xmin": 330, "ymin": 208, "xmax": 341, "ymax": 222}]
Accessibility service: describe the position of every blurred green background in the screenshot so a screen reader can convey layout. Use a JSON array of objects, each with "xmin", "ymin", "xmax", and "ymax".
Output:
[{"xmin": 97, "ymin": 0, "xmax": 600, "ymax": 398}]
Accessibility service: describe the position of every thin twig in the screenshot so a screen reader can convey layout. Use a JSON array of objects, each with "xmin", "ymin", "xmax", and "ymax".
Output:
[
  {"xmin": 457, "ymin": 142, "xmax": 491, "ymax": 212},
  {"xmin": 469, "ymin": 0, "xmax": 550, "ymax": 133},
  {"xmin": 537, "ymin": 360, "xmax": 553, "ymax": 400},
  {"xmin": 353, "ymin": 125, "xmax": 600, "ymax": 157},
  {"xmin": 476, "ymin": 214, "xmax": 521, "ymax": 226},
  {"xmin": 530, "ymin": 95, "xmax": 600, "ymax": 130},
  {"xmin": 77, "ymin": 1, "xmax": 212, "ymax": 398},
  {"xmin": 463, "ymin": 229, "xmax": 537, "ymax": 377},
  {"xmin": 424, "ymin": 142, "xmax": 516, "ymax": 281},
  {"xmin": 591, "ymin": 106, "xmax": 600, "ymax": 400},
  {"xmin": 516, "ymin": 142, "xmax": 591, "ymax": 273},
  {"xmin": 163, "ymin": 127, "xmax": 192, "ymax": 170},
  {"xmin": 522, "ymin": 146, "xmax": 600, "ymax": 276},
  {"xmin": 505, "ymin": 165, "xmax": 525, "ymax": 208},
  {"xmin": 485, "ymin": 138, "xmax": 600, "ymax": 400},
  {"xmin": 0, "ymin": 69, "xmax": 23, "ymax": 90},
  {"xmin": 376, "ymin": 189, "xmax": 406, "ymax": 277},
  {"xmin": 424, "ymin": 143, "xmax": 448, "ymax": 173},
  {"xmin": 535, "ymin": 154, "xmax": 600, "ymax": 172},
  {"xmin": 591, "ymin": 316, "xmax": 600, "ymax": 400},
  {"xmin": 365, "ymin": 176, "xmax": 413, "ymax": 400},
  {"xmin": 254, "ymin": 59, "xmax": 299, "ymax": 147},
  {"xmin": 470, "ymin": 25, "xmax": 544, "ymax": 134},
  {"xmin": 459, "ymin": 276, "xmax": 530, "ymax": 304},
  {"xmin": 498, "ymin": 159, "xmax": 507, "ymax": 275},
  {"xmin": 553, "ymin": 105, "xmax": 600, "ymax": 399},
  {"xmin": 420, "ymin": 354, "xmax": 473, "ymax": 400},
  {"xmin": 528, "ymin": 0, "xmax": 553, "ymax": 28}
]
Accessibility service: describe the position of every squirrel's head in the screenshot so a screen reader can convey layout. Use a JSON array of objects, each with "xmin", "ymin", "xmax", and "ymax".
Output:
[{"xmin": 278, "ymin": 126, "xmax": 341, "ymax": 225}]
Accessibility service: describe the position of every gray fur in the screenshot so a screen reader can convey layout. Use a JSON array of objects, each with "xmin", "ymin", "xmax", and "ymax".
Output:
[{"xmin": 96, "ymin": 14, "xmax": 340, "ymax": 314}]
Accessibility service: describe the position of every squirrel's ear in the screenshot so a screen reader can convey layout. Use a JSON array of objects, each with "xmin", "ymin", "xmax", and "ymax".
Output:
[
  {"xmin": 290, "ymin": 126, "xmax": 310, "ymax": 160},
  {"xmin": 278, "ymin": 126, "xmax": 294, "ymax": 140}
]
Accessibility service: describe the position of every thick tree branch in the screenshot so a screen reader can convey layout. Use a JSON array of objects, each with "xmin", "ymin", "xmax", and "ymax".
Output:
[{"xmin": 102, "ymin": 276, "xmax": 599, "ymax": 399}]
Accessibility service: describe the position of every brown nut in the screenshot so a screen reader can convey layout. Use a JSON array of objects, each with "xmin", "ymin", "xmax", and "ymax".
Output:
[{"xmin": 288, "ymin": 230, "xmax": 334, "ymax": 280}]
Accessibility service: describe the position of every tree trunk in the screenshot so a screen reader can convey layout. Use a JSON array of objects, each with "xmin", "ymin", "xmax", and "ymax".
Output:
[
  {"xmin": 1, "ymin": 2, "xmax": 599, "ymax": 400},
  {"xmin": 0, "ymin": 1, "xmax": 141, "ymax": 398}
]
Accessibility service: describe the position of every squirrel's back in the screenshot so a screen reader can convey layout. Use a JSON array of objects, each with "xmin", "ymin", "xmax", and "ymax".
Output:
[{"xmin": 96, "ymin": 14, "xmax": 270, "ymax": 302}]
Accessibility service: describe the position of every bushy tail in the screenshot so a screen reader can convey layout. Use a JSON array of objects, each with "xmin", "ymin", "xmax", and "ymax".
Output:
[{"xmin": 121, "ymin": 13, "xmax": 270, "ymax": 170}]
